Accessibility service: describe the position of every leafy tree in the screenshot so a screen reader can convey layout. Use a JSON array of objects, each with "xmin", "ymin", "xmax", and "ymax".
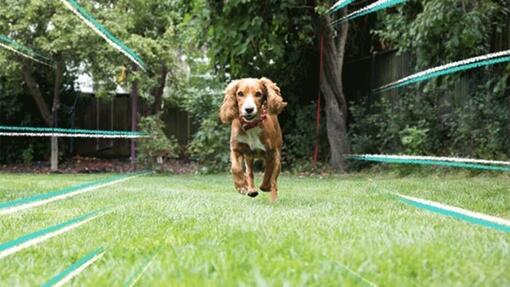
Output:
[
  {"xmin": 374, "ymin": 0, "xmax": 507, "ymax": 69},
  {"xmin": 0, "ymin": 0, "xmax": 184, "ymax": 168},
  {"xmin": 94, "ymin": 0, "xmax": 184, "ymax": 113},
  {"xmin": 350, "ymin": 0, "xmax": 510, "ymax": 159},
  {"xmin": 0, "ymin": 0, "xmax": 106, "ymax": 169},
  {"xmin": 195, "ymin": 0, "xmax": 352, "ymax": 170}
]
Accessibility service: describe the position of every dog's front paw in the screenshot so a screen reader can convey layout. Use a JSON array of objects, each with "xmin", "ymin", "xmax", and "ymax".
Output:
[
  {"xmin": 237, "ymin": 187, "xmax": 248, "ymax": 195},
  {"xmin": 247, "ymin": 190, "xmax": 259, "ymax": 198},
  {"xmin": 259, "ymin": 184, "xmax": 271, "ymax": 192},
  {"xmin": 237, "ymin": 187, "xmax": 259, "ymax": 198}
]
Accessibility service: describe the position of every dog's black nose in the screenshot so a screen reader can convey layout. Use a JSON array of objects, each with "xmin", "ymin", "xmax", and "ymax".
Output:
[{"xmin": 245, "ymin": 107, "xmax": 254, "ymax": 114}]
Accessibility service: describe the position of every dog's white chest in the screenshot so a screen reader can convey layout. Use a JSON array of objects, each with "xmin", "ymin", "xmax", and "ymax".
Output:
[{"xmin": 238, "ymin": 127, "xmax": 266, "ymax": 151}]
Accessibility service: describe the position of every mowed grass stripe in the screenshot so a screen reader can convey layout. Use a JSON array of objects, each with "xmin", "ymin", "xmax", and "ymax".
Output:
[
  {"xmin": 124, "ymin": 247, "xmax": 161, "ymax": 287},
  {"xmin": 42, "ymin": 248, "xmax": 105, "ymax": 287},
  {"xmin": 0, "ymin": 210, "xmax": 106, "ymax": 259},
  {"xmin": 0, "ymin": 172, "xmax": 148, "ymax": 215},
  {"xmin": 396, "ymin": 194, "xmax": 510, "ymax": 232}
]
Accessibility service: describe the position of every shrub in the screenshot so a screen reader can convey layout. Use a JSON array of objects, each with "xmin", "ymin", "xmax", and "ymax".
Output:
[
  {"xmin": 137, "ymin": 113, "xmax": 179, "ymax": 168},
  {"xmin": 21, "ymin": 144, "xmax": 34, "ymax": 165},
  {"xmin": 281, "ymin": 102, "xmax": 328, "ymax": 171},
  {"xmin": 187, "ymin": 117, "xmax": 230, "ymax": 171},
  {"xmin": 353, "ymin": 0, "xmax": 510, "ymax": 160},
  {"xmin": 167, "ymin": 56, "xmax": 232, "ymax": 171},
  {"xmin": 349, "ymin": 80, "xmax": 510, "ymax": 159}
]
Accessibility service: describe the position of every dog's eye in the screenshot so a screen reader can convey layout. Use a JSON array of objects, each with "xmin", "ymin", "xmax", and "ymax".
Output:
[
  {"xmin": 237, "ymin": 91, "xmax": 244, "ymax": 97},
  {"xmin": 255, "ymin": 92, "xmax": 262, "ymax": 97}
]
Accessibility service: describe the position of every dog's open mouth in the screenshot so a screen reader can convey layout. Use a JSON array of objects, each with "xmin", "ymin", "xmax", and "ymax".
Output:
[{"xmin": 242, "ymin": 114, "xmax": 257, "ymax": 121}]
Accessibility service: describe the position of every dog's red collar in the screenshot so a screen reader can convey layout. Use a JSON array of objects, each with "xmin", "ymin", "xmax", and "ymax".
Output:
[{"xmin": 240, "ymin": 108, "xmax": 267, "ymax": 131}]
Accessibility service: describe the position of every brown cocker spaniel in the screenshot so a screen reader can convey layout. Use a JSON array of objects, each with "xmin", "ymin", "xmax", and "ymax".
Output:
[{"xmin": 220, "ymin": 77, "xmax": 287, "ymax": 201}]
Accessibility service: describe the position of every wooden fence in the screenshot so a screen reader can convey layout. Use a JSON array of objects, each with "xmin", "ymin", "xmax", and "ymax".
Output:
[
  {"xmin": 72, "ymin": 94, "xmax": 195, "ymax": 157},
  {"xmin": 344, "ymin": 15, "xmax": 510, "ymax": 107}
]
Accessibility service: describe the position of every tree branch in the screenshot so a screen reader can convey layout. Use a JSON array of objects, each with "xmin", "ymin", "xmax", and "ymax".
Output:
[
  {"xmin": 152, "ymin": 65, "xmax": 168, "ymax": 114},
  {"xmin": 52, "ymin": 55, "xmax": 65, "ymax": 126},
  {"xmin": 21, "ymin": 62, "xmax": 51, "ymax": 126}
]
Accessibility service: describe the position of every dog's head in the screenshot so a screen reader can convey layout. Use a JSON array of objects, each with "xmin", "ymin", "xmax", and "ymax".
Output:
[{"xmin": 219, "ymin": 77, "xmax": 287, "ymax": 124}]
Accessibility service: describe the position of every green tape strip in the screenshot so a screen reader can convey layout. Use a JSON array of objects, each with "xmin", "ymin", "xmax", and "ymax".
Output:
[
  {"xmin": 332, "ymin": 0, "xmax": 408, "ymax": 24},
  {"xmin": 377, "ymin": 55, "xmax": 510, "ymax": 92},
  {"xmin": 347, "ymin": 155, "xmax": 510, "ymax": 172},
  {"xmin": 0, "ymin": 210, "xmax": 101, "ymax": 253},
  {"xmin": 328, "ymin": 0, "xmax": 354, "ymax": 13},
  {"xmin": 397, "ymin": 196, "xmax": 510, "ymax": 233},
  {"xmin": 60, "ymin": 0, "xmax": 147, "ymax": 71},
  {"xmin": 0, "ymin": 173, "xmax": 141, "ymax": 210},
  {"xmin": 0, "ymin": 125, "xmax": 143, "ymax": 136},
  {"xmin": 42, "ymin": 248, "xmax": 104, "ymax": 287},
  {"xmin": 0, "ymin": 35, "xmax": 54, "ymax": 66}
]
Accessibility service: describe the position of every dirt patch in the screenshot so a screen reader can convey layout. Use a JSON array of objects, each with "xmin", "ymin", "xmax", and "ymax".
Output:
[{"xmin": 0, "ymin": 156, "xmax": 198, "ymax": 174}]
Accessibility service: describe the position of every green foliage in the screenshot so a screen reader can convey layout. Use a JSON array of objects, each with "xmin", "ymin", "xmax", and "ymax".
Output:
[
  {"xmin": 188, "ymin": 118, "xmax": 231, "ymax": 172},
  {"xmin": 137, "ymin": 113, "xmax": 179, "ymax": 168},
  {"xmin": 21, "ymin": 145, "xmax": 34, "ymax": 165},
  {"xmin": 446, "ymin": 84, "xmax": 510, "ymax": 159},
  {"xmin": 168, "ymin": 54, "xmax": 231, "ymax": 170},
  {"xmin": 0, "ymin": 78, "xmax": 22, "ymax": 120},
  {"xmin": 351, "ymin": 0, "xmax": 510, "ymax": 159},
  {"xmin": 400, "ymin": 126, "xmax": 429, "ymax": 155},
  {"xmin": 0, "ymin": 0, "xmax": 186, "ymax": 164},
  {"xmin": 205, "ymin": 0, "xmax": 315, "ymax": 75},
  {"xmin": 351, "ymin": 80, "xmax": 510, "ymax": 158},
  {"xmin": 170, "ymin": 0, "xmax": 332, "ymax": 171},
  {"xmin": 200, "ymin": 0, "xmax": 321, "ymax": 107},
  {"xmin": 373, "ymin": 0, "xmax": 506, "ymax": 69},
  {"xmin": 282, "ymin": 103, "xmax": 328, "ymax": 170}
]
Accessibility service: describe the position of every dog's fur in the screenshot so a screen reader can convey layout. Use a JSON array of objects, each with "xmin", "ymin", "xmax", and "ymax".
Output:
[{"xmin": 220, "ymin": 77, "xmax": 287, "ymax": 201}]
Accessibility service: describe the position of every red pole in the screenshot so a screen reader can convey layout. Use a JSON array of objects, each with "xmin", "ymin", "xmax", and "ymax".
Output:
[
  {"xmin": 130, "ymin": 80, "xmax": 138, "ymax": 167},
  {"xmin": 312, "ymin": 33, "xmax": 324, "ymax": 168}
]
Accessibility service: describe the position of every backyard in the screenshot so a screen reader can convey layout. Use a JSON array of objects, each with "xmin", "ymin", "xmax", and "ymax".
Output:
[
  {"xmin": 1, "ymin": 171, "xmax": 509, "ymax": 286},
  {"xmin": 1, "ymin": 0, "xmax": 510, "ymax": 286}
]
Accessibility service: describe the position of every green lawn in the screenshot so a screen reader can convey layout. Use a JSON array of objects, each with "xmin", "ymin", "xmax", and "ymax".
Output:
[{"xmin": 0, "ymin": 172, "xmax": 509, "ymax": 286}]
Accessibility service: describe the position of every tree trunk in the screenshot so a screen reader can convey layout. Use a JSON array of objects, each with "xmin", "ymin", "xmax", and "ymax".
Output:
[
  {"xmin": 21, "ymin": 63, "xmax": 51, "ymax": 126},
  {"xmin": 21, "ymin": 58, "xmax": 65, "ymax": 171},
  {"xmin": 153, "ymin": 66, "xmax": 168, "ymax": 114},
  {"xmin": 50, "ymin": 58, "xmax": 64, "ymax": 171},
  {"xmin": 320, "ymin": 10, "xmax": 352, "ymax": 171}
]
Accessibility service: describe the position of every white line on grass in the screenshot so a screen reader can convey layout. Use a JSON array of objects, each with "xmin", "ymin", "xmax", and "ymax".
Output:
[
  {"xmin": 0, "ymin": 172, "xmax": 148, "ymax": 215},
  {"xmin": 336, "ymin": 262, "xmax": 378, "ymax": 287},
  {"xmin": 124, "ymin": 248, "xmax": 161, "ymax": 287},
  {"xmin": 396, "ymin": 194, "xmax": 510, "ymax": 232},
  {"xmin": 0, "ymin": 210, "xmax": 106, "ymax": 259},
  {"xmin": 125, "ymin": 258, "xmax": 155, "ymax": 287},
  {"xmin": 43, "ymin": 248, "xmax": 105, "ymax": 287}
]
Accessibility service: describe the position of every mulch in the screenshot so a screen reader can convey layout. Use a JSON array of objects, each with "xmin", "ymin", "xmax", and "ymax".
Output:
[{"xmin": 0, "ymin": 156, "xmax": 198, "ymax": 174}]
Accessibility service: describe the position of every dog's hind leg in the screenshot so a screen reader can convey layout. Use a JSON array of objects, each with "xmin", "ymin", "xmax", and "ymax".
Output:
[
  {"xmin": 268, "ymin": 150, "xmax": 281, "ymax": 202},
  {"xmin": 260, "ymin": 157, "xmax": 273, "ymax": 193},
  {"xmin": 245, "ymin": 157, "xmax": 258, "ymax": 198},
  {"xmin": 260, "ymin": 150, "xmax": 281, "ymax": 202}
]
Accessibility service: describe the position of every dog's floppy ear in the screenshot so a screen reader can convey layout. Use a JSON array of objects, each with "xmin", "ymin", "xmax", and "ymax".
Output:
[
  {"xmin": 219, "ymin": 80, "xmax": 240, "ymax": 123},
  {"xmin": 260, "ymin": 77, "xmax": 287, "ymax": 115}
]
